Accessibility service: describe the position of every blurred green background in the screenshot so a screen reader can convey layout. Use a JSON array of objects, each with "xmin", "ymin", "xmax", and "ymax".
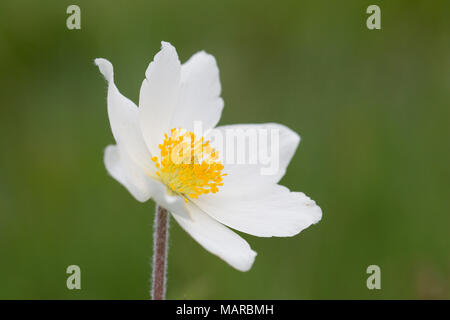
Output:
[{"xmin": 0, "ymin": 0, "xmax": 449, "ymax": 299}]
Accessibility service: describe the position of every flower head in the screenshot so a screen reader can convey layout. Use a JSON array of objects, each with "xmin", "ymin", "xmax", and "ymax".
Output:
[
  {"xmin": 96, "ymin": 41, "xmax": 322, "ymax": 271},
  {"xmin": 151, "ymin": 128, "xmax": 226, "ymax": 202}
]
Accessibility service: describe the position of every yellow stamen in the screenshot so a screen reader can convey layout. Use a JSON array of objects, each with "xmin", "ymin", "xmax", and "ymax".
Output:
[{"xmin": 152, "ymin": 128, "xmax": 226, "ymax": 202}]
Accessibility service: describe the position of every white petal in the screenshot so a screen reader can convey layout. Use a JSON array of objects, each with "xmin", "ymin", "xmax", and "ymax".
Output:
[
  {"xmin": 104, "ymin": 144, "xmax": 193, "ymax": 219},
  {"xmin": 148, "ymin": 180, "xmax": 193, "ymax": 221},
  {"xmin": 171, "ymin": 202, "xmax": 257, "ymax": 271},
  {"xmin": 170, "ymin": 51, "xmax": 224, "ymax": 132},
  {"xmin": 193, "ymin": 184, "xmax": 322, "ymax": 237},
  {"xmin": 139, "ymin": 42, "xmax": 181, "ymax": 155},
  {"xmin": 104, "ymin": 145, "xmax": 155, "ymax": 202},
  {"xmin": 95, "ymin": 58, "xmax": 154, "ymax": 175},
  {"xmin": 207, "ymin": 123, "xmax": 300, "ymax": 186}
]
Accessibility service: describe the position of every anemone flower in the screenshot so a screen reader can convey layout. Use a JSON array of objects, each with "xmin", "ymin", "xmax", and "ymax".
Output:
[{"xmin": 95, "ymin": 41, "xmax": 321, "ymax": 299}]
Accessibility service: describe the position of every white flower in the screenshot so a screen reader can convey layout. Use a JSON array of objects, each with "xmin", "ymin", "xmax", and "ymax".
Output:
[{"xmin": 95, "ymin": 41, "xmax": 322, "ymax": 272}]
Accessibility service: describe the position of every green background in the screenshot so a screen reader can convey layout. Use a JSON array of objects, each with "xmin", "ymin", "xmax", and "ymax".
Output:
[{"xmin": 0, "ymin": 0, "xmax": 449, "ymax": 299}]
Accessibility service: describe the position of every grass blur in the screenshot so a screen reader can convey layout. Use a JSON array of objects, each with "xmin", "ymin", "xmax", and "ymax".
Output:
[{"xmin": 0, "ymin": 0, "xmax": 449, "ymax": 299}]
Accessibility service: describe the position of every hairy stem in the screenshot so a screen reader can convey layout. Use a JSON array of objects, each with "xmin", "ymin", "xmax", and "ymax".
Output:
[{"xmin": 151, "ymin": 205, "xmax": 170, "ymax": 300}]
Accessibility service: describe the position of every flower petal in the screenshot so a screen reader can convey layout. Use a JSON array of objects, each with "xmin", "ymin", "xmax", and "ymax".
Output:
[
  {"xmin": 170, "ymin": 51, "xmax": 224, "ymax": 132},
  {"xmin": 207, "ymin": 123, "xmax": 300, "ymax": 186},
  {"xmin": 139, "ymin": 41, "xmax": 181, "ymax": 155},
  {"xmin": 104, "ymin": 145, "xmax": 191, "ymax": 220},
  {"xmin": 148, "ymin": 180, "xmax": 193, "ymax": 221},
  {"xmin": 104, "ymin": 144, "xmax": 193, "ymax": 220},
  {"xmin": 193, "ymin": 184, "xmax": 322, "ymax": 237},
  {"xmin": 95, "ymin": 58, "xmax": 154, "ymax": 175},
  {"xmin": 171, "ymin": 202, "xmax": 257, "ymax": 271},
  {"xmin": 104, "ymin": 145, "xmax": 155, "ymax": 202}
]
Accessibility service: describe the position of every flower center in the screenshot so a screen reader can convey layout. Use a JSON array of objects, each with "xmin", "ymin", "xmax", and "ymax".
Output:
[{"xmin": 151, "ymin": 128, "xmax": 226, "ymax": 202}]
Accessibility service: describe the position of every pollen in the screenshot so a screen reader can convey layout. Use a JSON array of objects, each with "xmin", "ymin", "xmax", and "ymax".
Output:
[{"xmin": 152, "ymin": 128, "xmax": 226, "ymax": 202}]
